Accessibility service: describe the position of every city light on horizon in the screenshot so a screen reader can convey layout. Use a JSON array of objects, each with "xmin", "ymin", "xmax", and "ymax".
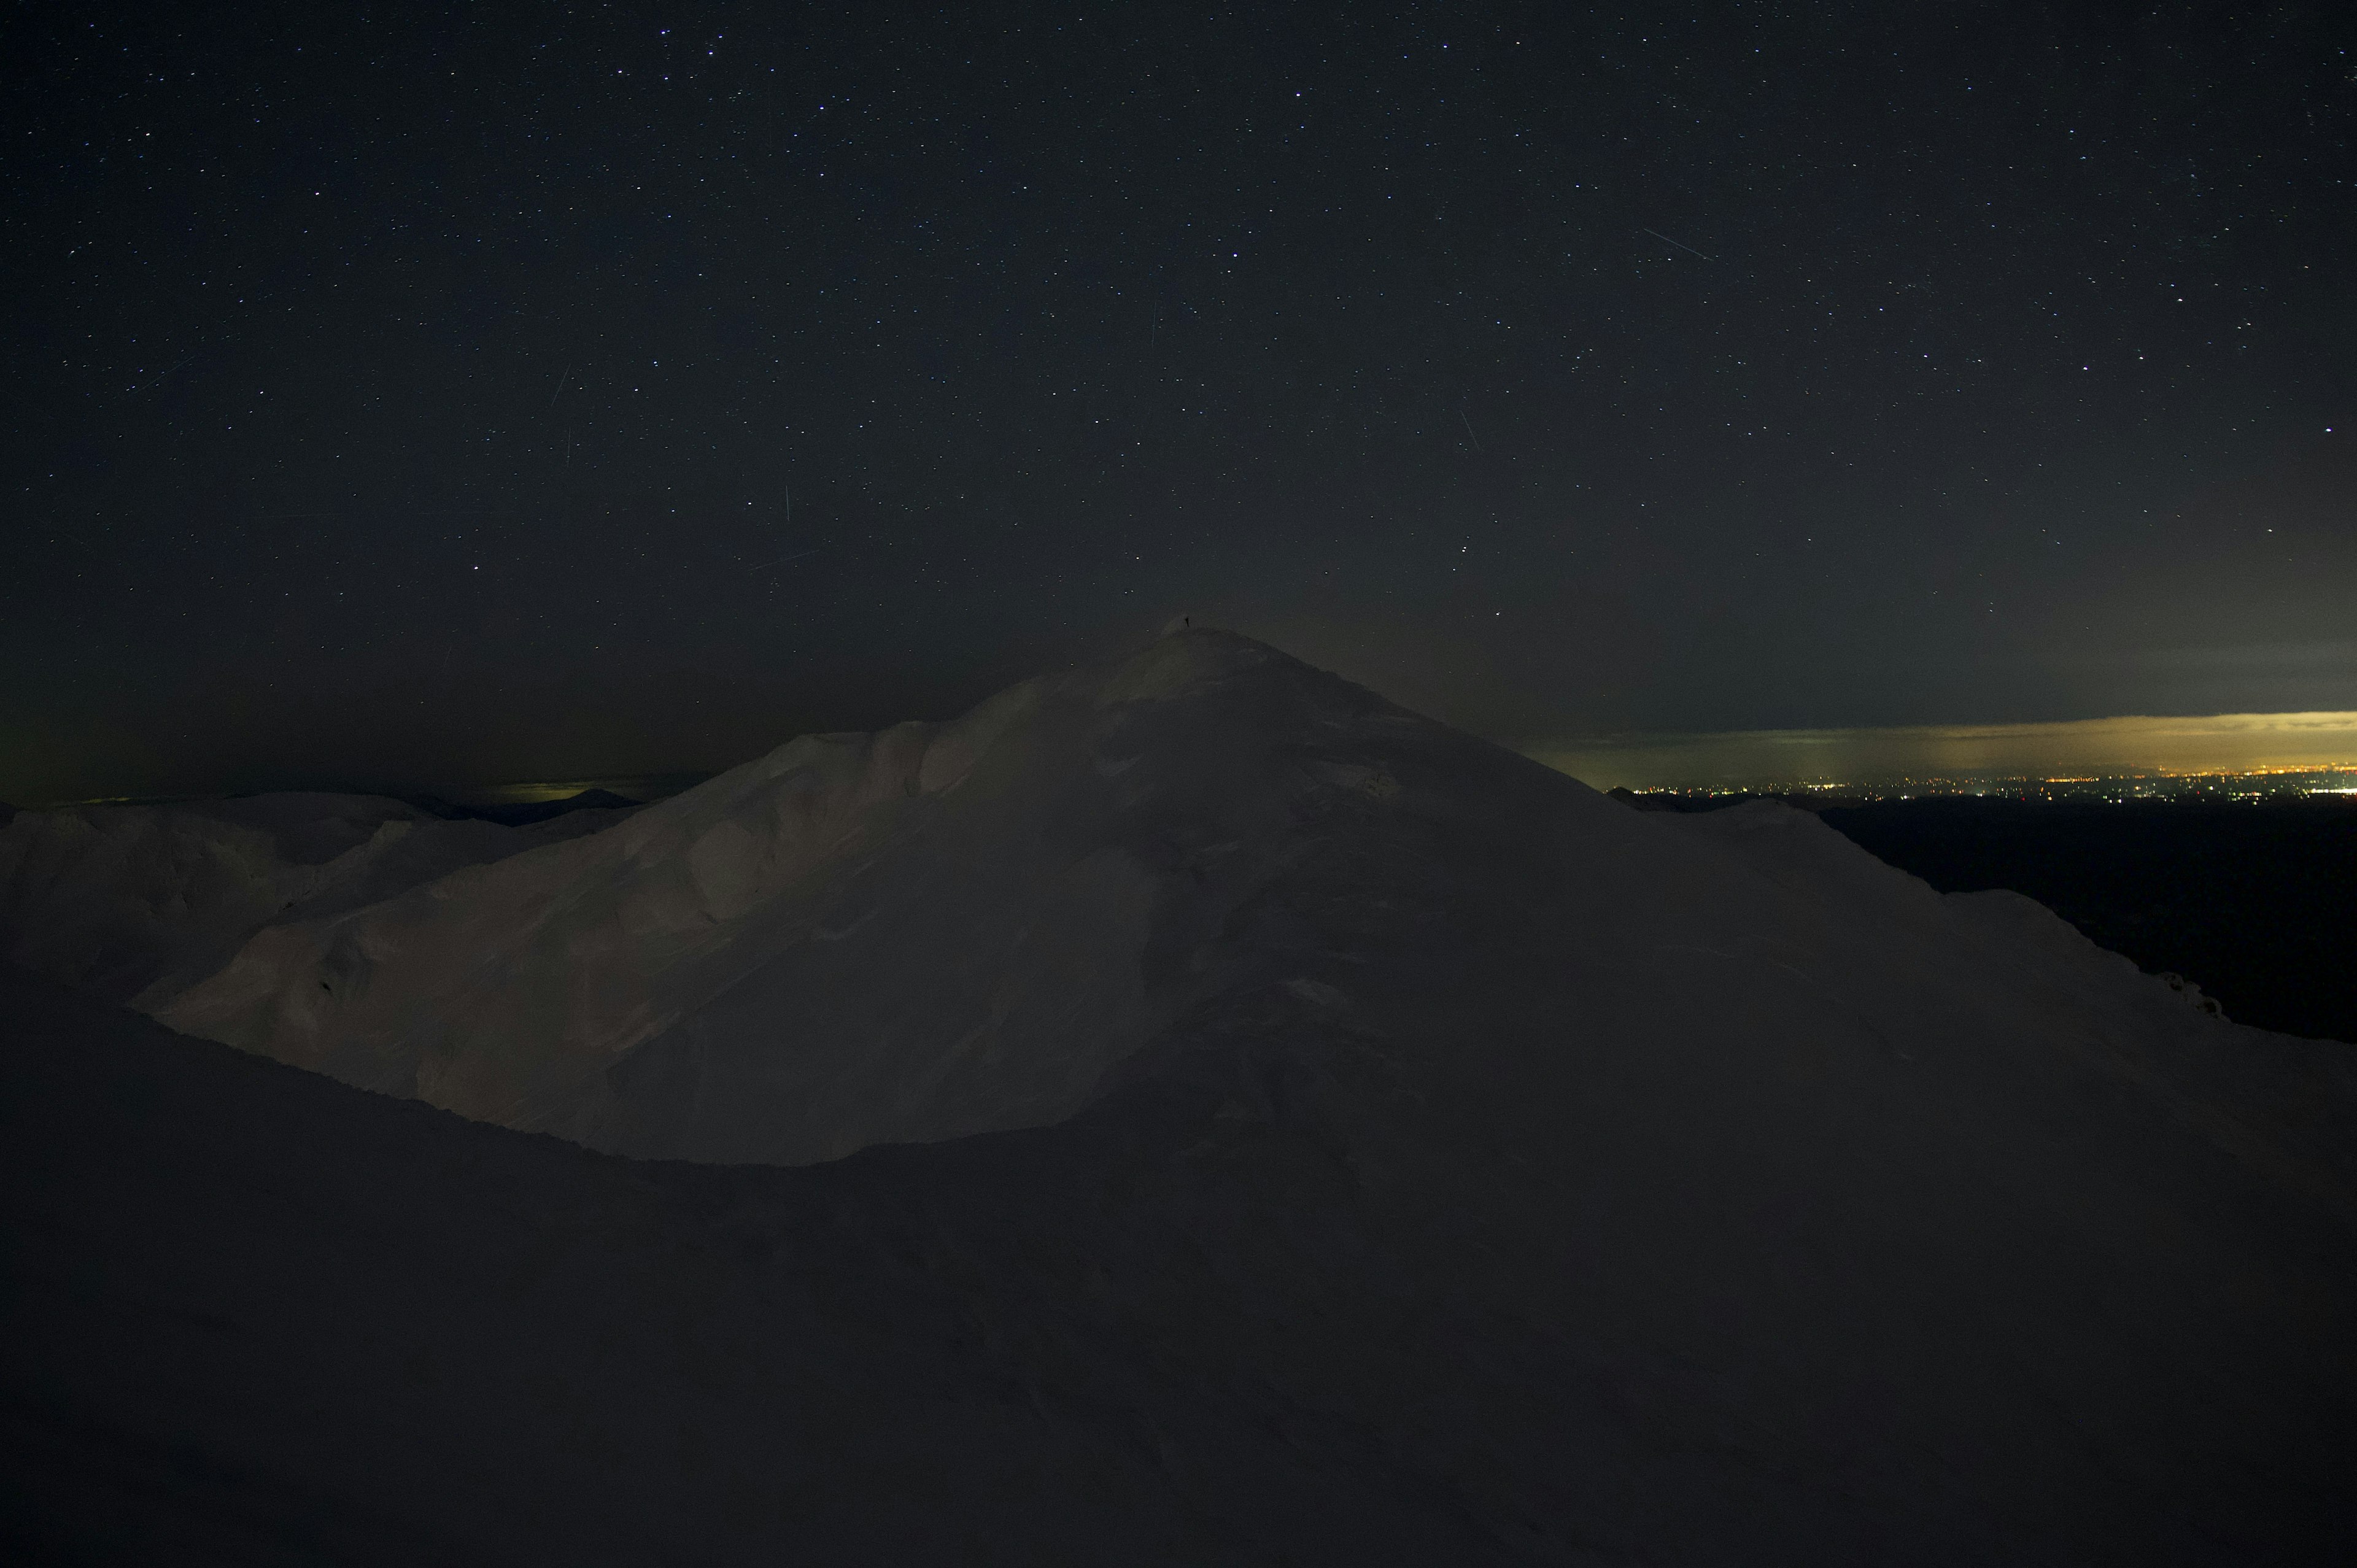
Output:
[{"xmin": 1534, "ymin": 711, "xmax": 2357, "ymax": 794}]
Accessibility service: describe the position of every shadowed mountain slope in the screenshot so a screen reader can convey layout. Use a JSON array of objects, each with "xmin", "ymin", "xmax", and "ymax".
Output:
[
  {"xmin": 156, "ymin": 633, "xmax": 2357, "ymax": 1178},
  {"xmin": 161, "ymin": 633, "xmax": 1461, "ymax": 1161},
  {"xmin": 1818, "ymin": 796, "xmax": 2357, "ymax": 1044},
  {"xmin": 6, "ymin": 630, "xmax": 2355, "ymax": 1560},
  {"xmin": 8, "ymin": 911, "xmax": 2356, "ymax": 1562}
]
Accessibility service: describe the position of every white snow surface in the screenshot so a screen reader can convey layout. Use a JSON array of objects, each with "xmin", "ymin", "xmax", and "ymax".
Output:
[
  {"xmin": 0, "ymin": 792, "xmax": 627, "ymax": 1010},
  {"xmin": 5, "ymin": 630, "xmax": 2356, "ymax": 1561},
  {"xmin": 152, "ymin": 631, "xmax": 2357, "ymax": 1178}
]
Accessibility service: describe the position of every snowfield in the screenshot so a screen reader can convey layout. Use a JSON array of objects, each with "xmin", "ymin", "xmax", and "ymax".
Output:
[{"xmin": 4, "ymin": 630, "xmax": 2353, "ymax": 1562}]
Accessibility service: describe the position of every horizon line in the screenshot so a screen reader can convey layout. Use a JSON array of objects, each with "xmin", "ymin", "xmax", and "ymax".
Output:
[{"xmin": 1527, "ymin": 710, "xmax": 2357, "ymax": 792}]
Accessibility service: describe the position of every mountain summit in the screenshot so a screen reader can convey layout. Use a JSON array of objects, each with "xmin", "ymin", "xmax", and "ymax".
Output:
[
  {"xmin": 158, "ymin": 629, "xmax": 2357, "ymax": 1176},
  {"xmin": 165, "ymin": 630, "xmax": 1415, "ymax": 1160},
  {"xmin": 7, "ymin": 629, "xmax": 2355, "ymax": 1560}
]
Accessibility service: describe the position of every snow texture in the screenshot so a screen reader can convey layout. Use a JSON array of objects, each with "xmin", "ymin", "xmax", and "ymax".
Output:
[
  {"xmin": 0, "ymin": 792, "xmax": 629, "ymax": 1009},
  {"xmin": 4, "ymin": 630, "xmax": 2355, "ymax": 1561}
]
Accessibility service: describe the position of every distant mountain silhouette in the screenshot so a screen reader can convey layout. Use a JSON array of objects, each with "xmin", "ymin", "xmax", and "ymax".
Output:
[{"xmin": 439, "ymin": 787, "xmax": 646, "ymax": 828}]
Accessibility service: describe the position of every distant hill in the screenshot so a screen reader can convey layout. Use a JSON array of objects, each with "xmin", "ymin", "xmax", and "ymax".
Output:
[
  {"xmin": 420, "ymin": 787, "xmax": 647, "ymax": 828},
  {"xmin": 0, "ymin": 792, "xmax": 630, "ymax": 1008}
]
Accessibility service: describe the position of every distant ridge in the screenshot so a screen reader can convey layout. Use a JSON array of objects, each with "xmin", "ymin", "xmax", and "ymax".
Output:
[
  {"xmin": 413, "ymin": 787, "xmax": 646, "ymax": 828},
  {"xmin": 0, "ymin": 792, "xmax": 633, "ymax": 1009}
]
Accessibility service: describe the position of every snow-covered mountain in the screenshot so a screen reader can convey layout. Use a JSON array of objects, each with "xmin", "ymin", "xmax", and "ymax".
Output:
[
  {"xmin": 4, "ymin": 629, "xmax": 2353, "ymax": 1561},
  {"xmin": 0, "ymin": 791, "xmax": 631, "ymax": 1010},
  {"xmin": 153, "ymin": 631, "xmax": 2353, "ymax": 1175}
]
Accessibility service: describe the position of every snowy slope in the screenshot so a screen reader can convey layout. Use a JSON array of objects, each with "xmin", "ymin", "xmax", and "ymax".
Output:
[
  {"xmin": 159, "ymin": 631, "xmax": 2357, "ymax": 1180},
  {"xmin": 7, "ymin": 932, "xmax": 2356, "ymax": 1562},
  {"xmin": 160, "ymin": 633, "xmax": 1354, "ymax": 1159},
  {"xmin": 0, "ymin": 792, "xmax": 629, "ymax": 1009},
  {"xmin": 7, "ymin": 629, "xmax": 2357, "ymax": 1559}
]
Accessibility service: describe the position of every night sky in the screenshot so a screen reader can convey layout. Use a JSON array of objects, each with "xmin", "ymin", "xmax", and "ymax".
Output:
[{"xmin": 7, "ymin": 2, "xmax": 2355, "ymax": 804}]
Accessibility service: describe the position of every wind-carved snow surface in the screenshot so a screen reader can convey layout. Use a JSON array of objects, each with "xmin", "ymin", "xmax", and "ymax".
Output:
[
  {"xmin": 158, "ymin": 635, "xmax": 1373, "ymax": 1160},
  {"xmin": 6, "ymin": 630, "xmax": 2355, "ymax": 1561},
  {"xmin": 152, "ymin": 632, "xmax": 2357, "ymax": 1181},
  {"xmin": 0, "ymin": 793, "xmax": 626, "ymax": 1011}
]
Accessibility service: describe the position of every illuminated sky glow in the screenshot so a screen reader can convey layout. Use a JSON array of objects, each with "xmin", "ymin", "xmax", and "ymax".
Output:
[
  {"xmin": 7, "ymin": 7, "xmax": 2352, "ymax": 805},
  {"xmin": 1536, "ymin": 712, "xmax": 2357, "ymax": 792}
]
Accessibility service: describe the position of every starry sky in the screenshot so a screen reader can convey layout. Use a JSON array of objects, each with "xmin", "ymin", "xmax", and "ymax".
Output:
[{"xmin": 6, "ymin": 2, "xmax": 2355, "ymax": 803}]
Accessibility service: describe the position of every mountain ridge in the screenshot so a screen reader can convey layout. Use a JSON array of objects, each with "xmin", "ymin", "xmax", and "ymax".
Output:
[
  {"xmin": 5, "ymin": 629, "xmax": 2356, "ymax": 1558},
  {"xmin": 149, "ymin": 630, "xmax": 2357, "ymax": 1187}
]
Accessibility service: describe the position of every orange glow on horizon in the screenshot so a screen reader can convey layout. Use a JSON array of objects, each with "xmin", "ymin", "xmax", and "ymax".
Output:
[{"xmin": 1531, "ymin": 712, "xmax": 2357, "ymax": 792}]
